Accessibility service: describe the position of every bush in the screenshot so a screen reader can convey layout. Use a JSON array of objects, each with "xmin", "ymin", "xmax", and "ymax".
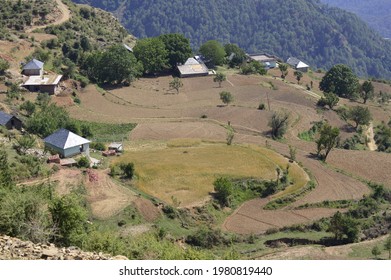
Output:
[
  {"xmin": 186, "ymin": 227, "xmax": 227, "ymax": 248},
  {"xmin": 120, "ymin": 162, "xmax": 134, "ymax": 179},
  {"xmin": 258, "ymin": 103, "xmax": 266, "ymax": 110},
  {"xmin": 77, "ymin": 156, "xmax": 90, "ymax": 168},
  {"xmin": 90, "ymin": 142, "xmax": 106, "ymax": 151}
]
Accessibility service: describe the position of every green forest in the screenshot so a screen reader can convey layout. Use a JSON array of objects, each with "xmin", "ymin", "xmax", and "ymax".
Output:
[
  {"xmin": 72, "ymin": 0, "xmax": 391, "ymax": 79},
  {"xmin": 321, "ymin": 0, "xmax": 391, "ymax": 38}
]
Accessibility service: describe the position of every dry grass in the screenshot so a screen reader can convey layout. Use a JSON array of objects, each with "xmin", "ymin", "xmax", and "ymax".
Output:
[{"xmin": 114, "ymin": 143, "xmax": 306, "ymax": 207}]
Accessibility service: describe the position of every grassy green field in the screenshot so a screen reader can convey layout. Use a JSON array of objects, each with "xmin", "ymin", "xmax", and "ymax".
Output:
[
  {"xmin": 114, "ymin": 142, "xmax": 309, "ymax": 206},
  {"xmin": 73, "ymin": 120, "xmax": 136, "ymax": 142}
]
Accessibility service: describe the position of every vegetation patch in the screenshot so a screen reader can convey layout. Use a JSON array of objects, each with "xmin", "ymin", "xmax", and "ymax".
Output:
[{"xmin": 73, "ymin": 120, "xmax": 136, "ymax": 141}]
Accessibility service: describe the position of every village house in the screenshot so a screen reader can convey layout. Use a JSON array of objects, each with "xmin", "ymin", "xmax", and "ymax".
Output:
[
  {"xmin": 287, "ymin": 57, "xmax": 310, "ymax": 72},
  {"xmin": 177, "ymin": 57, "xmax": 209, "ymax": 78},
  {"xmin": 22, "ymin": 74, "xmax": 63, "ymax": 95},
  {"xmin": 247, "ymin": 53, "xmax": 279, "ymax": 69},
  {"xmin": 0, "ymin": 111, "xmax": 23, "ymax": 130},
  {"xmin": 43, "ymin": 128, "xmax": 90, "ymax": 158},
  {"xmin": 22, "ymin": 59, "xmax": 44, "ymax": 76}
]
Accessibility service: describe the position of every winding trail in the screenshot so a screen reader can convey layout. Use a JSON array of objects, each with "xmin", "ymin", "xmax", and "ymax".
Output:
[
  {"xmin": 25, "ymin": 0, "xmax": 71, "ymax": 33},
  {"xmin": 366, "ymin": 122, "xmax": 378, "ymax": 151}
]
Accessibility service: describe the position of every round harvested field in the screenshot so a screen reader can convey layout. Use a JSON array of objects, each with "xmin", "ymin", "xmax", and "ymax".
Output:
[{"xmin": 113, "ymin": 143, "xmax": 307, "ymax": 207}]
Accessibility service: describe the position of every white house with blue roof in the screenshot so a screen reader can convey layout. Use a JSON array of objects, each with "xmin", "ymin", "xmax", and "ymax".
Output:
[{"xmin": 44, "ymin": 128, "xmax": 90, "ymax": 158}]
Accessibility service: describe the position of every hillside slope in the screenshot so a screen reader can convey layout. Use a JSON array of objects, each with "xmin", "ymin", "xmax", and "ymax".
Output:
[
  {"xmin": 321, "ymin": 0, "xmax": 391, "ymax": 38},
  {"xmin": 72, "ymin": 0, "xmax": 391, "ymax": 79}
]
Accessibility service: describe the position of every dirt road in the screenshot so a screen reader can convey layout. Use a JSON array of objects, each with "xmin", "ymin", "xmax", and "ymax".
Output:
[{"xmin": 25, "ymin": 0, "xmax": 71, "ymax": 33}]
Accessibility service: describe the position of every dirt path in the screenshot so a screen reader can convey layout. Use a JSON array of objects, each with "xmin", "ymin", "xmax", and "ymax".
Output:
[
  {"xmin": 25, "ymin": 0, "xmax": 71, "ymax": 33},
  {"xmin": 366, "ymin": 122, "xmax": 378, "ymax": 151}
]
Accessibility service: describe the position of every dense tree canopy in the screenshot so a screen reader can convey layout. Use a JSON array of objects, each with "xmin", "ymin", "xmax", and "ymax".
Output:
[
  {"xmin": 133, "ymin": 38, "xmax": 168, "ymax": 74},
  {"xmin": 316, "ymin": 122, "xmax": 340, "ymax": 161},
  {"xmin": 199, "ymin": 40, "xmax": 226, "ymax": 68},
  {"xmin": 159, "ymin": 33, "xmax": 192, "ymax": 69},
  {"xmin": 74, "ymin": 0, "xmax": 391, "ymax": 79},
  {"xmin": 83, "ymin": 45, "xmax": 142, "ymax": 84},
  {"xmin": 319, "ymin": 64, "xmax": 360, "ymax": 99}
]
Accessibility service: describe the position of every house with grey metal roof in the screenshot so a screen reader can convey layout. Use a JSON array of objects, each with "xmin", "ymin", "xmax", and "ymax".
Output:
[
  {"xmin": 0, "ymin": 111, "xmax": 22, "ymax": 130},
  {"xmin": 177, "ymin": 57, "xmax": 209, "ymax": 78},
  {"xmin": 287, "ymin": 57, "xmax": 309, "ymax": 72},
  {"xmin": 44, "ymin": 128, "xmax": 90, "ymax": 158},
  {"xmin": 22, "ymin": 59, "xmax": 44, "ymax": 76}
]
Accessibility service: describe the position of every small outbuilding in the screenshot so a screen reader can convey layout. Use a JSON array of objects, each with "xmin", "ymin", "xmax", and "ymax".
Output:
[
  {"xmin": 22, "ymin": 59, "xmax": 44, "ymax": 76},
  {"xmin": 109, "ymin": 142, "xmax": 123, "ymax": 152},
  {"xmin": 44, "ymin": 128, "xmax": 90, "ymax": 158},
  {"xmin": 286, "ymin": 57, "xmax": 309, "ymax": 72},
  {"xmin": 0, "ymin": 111, "xmax": 23, "ymax": 130}
]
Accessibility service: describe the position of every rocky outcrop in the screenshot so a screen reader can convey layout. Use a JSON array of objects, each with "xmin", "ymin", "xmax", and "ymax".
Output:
[{"xmin": 0, "ymin": 235, "xmax": 128, "ymax": 260}]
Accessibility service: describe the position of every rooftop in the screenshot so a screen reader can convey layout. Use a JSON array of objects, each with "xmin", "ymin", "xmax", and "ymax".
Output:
[
  {"xmin": 23, "ymin": 59, "xmax": 44, "ymax": 70},
  {"xmin": 44, "ymin": 128, "xmax": 90, "ymax": 149},
  {"xmin": 178, "ymin": 57, "xmax": 209, "ymax": 76},
  {"xmin": 248, "ymin": 54, "xmax": 277, "ymax": 62},
  {"xmin": 23, "ymin": 75, "xmax": 63, "ymax": 86},
  {"xmin": 0, "ymin": 111, "xmax": 13, "ymax": 125}
]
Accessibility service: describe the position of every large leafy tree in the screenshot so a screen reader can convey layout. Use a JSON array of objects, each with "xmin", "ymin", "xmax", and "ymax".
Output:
[
  {"xmin": 316, "ymin": 122, "xmax": 340, "ymax": 161},
  {"xmin": 133, "ymin": 37, "xmax": 168, "ymax": 74},
  {"xmin": 199, "ymin": 40, "xmax": 226, "ymax": 68},
  {"xmin": 328, "ymin": 211, "xmax": 359, "ymax": 243},
  {"xmin": 319, "ymin": 64, "xmax": 359, "ymax": 99},
  {"xmin": 268, "ymin": 111, "xmax": 290, "ymax": 139},
  {"xmin": 348, "ymin": 106, "xmax": 372, "ymax": 129},
  {"xmin": 84, "ymin": 45, "xmax": 143, "ymax": 84},
  {"xmin": 26, "ymin": 103, "xmax": 71, "ymax": 137},
  {"xmin": 360, "ymin": 80, "xmax": 375, "ymax": 104},
  {"xmin": 159, "ymin": 33, "xmax": 192, "ymax": 69},
  {"xmin": 224, "ymin": 43, "xmax": 246, "ymax": 68}
]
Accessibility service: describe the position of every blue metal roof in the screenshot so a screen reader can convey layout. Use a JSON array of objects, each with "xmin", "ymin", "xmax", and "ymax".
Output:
[
  {"xmin": 0, "ymin": 111, "xmax": 13, "ymax": 126},
  {"xmin": 23, "ymin": 59, "xmax": 44, "ymax": 70}
]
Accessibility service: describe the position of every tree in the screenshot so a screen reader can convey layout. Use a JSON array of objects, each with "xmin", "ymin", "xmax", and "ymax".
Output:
[
  {"xmin": 348, "ymin": 106, "xmax": 372, "ymax": 129},
  {"xmin": 278, "ymin": 63, "xmax": 288, "ymax": 79},
  {"xmin": 26, "ymin": 103, "xmax": 71, "ymax": 137},
  {"xmin": 240, "ymin": 61, "xmax": 266, "ymax": 75},
  {"xmin": 15, "ymin": 134, "xmax": 36, "ymax": 154},
  {"xmin": 0, "ymin": 58, "xmax": 10, "ymax": 75},
  {"xmin": 384, "ymin": 234, "xmax": 391, "ymax": 259},
  {"xmin": 169, "ymin": 77, "xmax": 183, "ymax": 94},
  {"xmin": 159, "ymin": 33, "xmax": 192, "ymax": 69},
  {"xmin": 213, "ymin": 177, "xmax": 233, "ymax": 207},
  {"xmin": 374, "ymin": 123, "xmax": 391, "ymax": 152},
  {"xmin": 372, "ymin": 245, "xmax": 381, "ymax": 259},
  {"xmin": 19, "ymin": 100, "xmax": 36, "ymax": 116},
  {"xmin": 294, "ymin": 70, "xmax": 303, "ymax": 84},
  {"xmin": 199, "ymin": 40, "xmax": 226, "ymax": 68},
  {"xmin": 317, "ymin": 92, "xmax": 339, "ymax": 110},
  {"xmin": 219, "ymin": 91, "xmax": 233, "ymax": 106},
  {"xmin": 316, "ymin": 122, "xmax": 340, "ymax": 161},
  {"xmin": 224, "ymin": 43, "xmax": 246, "ymax": 68},
  {"xmin": 84, "ymin": 45, "xmax": 143, "ymax": 84},
  {"xmin": 0, "ymin": 148, "xmax": 12, "ymax": 189},
  {"xmin": 120, "ymin": 162, "xmax": 135, "ymax": 179},
  {"xmin": 360, "ymin": 80, "xmax": 375, "ymax": 104},
  {"xmin": 49, "ymin": 194, "xmax": 88, "ymax": 246},
  {"xmin": 319, "ymin": 64, "xmax": 359, "ymax": 99},
  {"xmin": 328, "ymin": 211, "xmax": 359, "ymax": 243},
  {"xmin": 133, "ymin": 37, "xmax": 168, "ymax": 74},
  {"xmin": 268, "ymin": 111, "xmax": 289, "ymax": 139},
  {"xmin": 213, "ymin": 72, "xmax": 226, "ymax": 87}
]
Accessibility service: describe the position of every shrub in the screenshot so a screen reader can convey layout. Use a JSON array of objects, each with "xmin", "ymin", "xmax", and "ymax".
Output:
[
  {"xmin": 77, "ymin": 156, "xmax": 90, "ymax": 168},
  {"xmin": 90, "ymin": 142, "xmax": 106, "ymax": 151},
  {"xmin": 258, "ymin": 103, "xmax": 266, "ymax": 110},
  {"xmin": 120, "ymin": 162, "xmax": 134, "ymax": 179}
]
